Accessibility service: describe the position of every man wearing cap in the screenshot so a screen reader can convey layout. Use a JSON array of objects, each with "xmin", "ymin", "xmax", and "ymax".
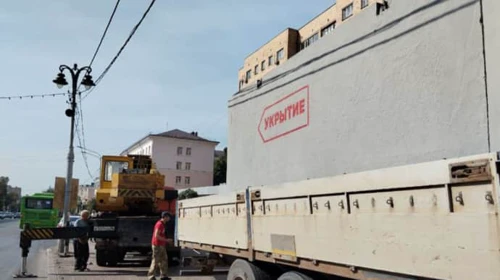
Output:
[{"xmin": 147, "ymin": 211, "xmax": 172, "ymax": 280}]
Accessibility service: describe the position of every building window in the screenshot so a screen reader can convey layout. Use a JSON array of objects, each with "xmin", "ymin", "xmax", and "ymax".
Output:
[
  {"xmin": 185, "ymin": 176, "xmax": 190, "ymax": 185},
  {"xmin": 321, "ymin": 22, "xmax": 336, "ymax": 37},
  {"xmin": 361, "ymin": 0, "xmax": 369, "ymax": 9},
  {"xmin": 277, "ymin": 48, "xmax": 284, "ymax": 61},
  {"xmin": 246, "ymin": 70, "xmax": 251, "ymax": 81},
  {"xmin": 342, "ymin": 3, "xmax": 353, "ymax": 20},
  {"xmin": 186, "ymin": 147, "xmax": 191, "ymax": 156},
  {"xmin": 254, "ymin": 65, "xmax": 259, "ymax": 75},
  {"xmin": 185, "ymin": 162, "xmax": 191, "ymax": 170},
  {"xmin": 261, "ymin": 61, "xmax": 265, "ymax": 71},
  {"xmin": 175, "ymin": 176, "xmax": 181, "ymax": 184},
  {"xmin": 176, "ymin": 161, "xmax": 182, "ymax": 170},
  {"xmin": 301, "ymin": 33, "xmax": 319, "ymax": 50},
  {"xmin": 268, "ymin": 56, "xmax": 273, "ymax": 66},
  {"xmin": 177, "ymin": 147, "xmax": 183, "ymax": 155}
]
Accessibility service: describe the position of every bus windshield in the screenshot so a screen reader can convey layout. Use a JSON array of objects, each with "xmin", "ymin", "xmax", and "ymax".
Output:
[{"xmin": 25, "ymin": 198, "xmax": 53, "ymax": 210}]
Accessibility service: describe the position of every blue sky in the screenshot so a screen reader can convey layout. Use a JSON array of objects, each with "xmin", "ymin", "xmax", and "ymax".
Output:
[{"xmin": 0, "ymin": 0, "xmax": 334, "ymax": 195}]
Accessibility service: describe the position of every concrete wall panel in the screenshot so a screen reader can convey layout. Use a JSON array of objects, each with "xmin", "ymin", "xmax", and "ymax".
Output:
[
  {"xmin": 227, "ymin": 0, "xmax": 490, "ymax": 189},
  {"xmin": 483, "ymin": 0, "xmax": 500, "ymax": 151}
]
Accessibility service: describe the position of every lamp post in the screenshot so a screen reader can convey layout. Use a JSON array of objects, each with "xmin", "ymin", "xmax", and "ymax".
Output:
[{"xmin": 53, "ymin": 64, "xmax": 95, "ymax": 256}]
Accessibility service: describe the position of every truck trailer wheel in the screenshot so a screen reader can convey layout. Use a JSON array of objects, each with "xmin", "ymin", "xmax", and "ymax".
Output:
[
  {"xmin": 227, "ymin": 259, "xmax": 271, "ymax": 280},
  {"xmin": 278, "ymin": 271, "xmax": 313, "ymax": 280},
  {"xmin": 96, "ymin": 249, "xmax": 107, "ymax": 267},
  {"xmin": 95, "ymin": 249, "xmax": 118, "ymax": 267}
]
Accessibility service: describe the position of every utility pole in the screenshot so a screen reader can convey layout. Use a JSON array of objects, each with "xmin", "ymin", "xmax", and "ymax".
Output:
[{"xmin": 52, "ymin": 64, "xmax": 95, "ymax": 256}]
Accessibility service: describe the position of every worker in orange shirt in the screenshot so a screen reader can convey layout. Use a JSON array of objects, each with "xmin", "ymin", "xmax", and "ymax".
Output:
[{"xmin": 147, "ymin": 211, "xmax": 172, "ymax": 280}]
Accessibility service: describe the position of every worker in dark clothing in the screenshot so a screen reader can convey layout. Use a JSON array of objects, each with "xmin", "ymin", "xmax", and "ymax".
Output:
[{"xmin": 73, "ymin": 210, "xmax": 91, "ymax": 271}]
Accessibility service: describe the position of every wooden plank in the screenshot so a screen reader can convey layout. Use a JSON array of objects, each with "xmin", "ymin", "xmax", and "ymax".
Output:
[{"xmin": 53, "ymin": 177, "xmax": 79, "ymax": 212}]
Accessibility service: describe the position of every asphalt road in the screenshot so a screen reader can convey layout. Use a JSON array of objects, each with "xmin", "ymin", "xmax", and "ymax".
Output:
[
  {"xmin": 0, "ymin": 219, "xmax": 227, "ymax": 279},
  {"xmin": 0, "ymin": 219, "xmax": 56, "ymax": 279}
]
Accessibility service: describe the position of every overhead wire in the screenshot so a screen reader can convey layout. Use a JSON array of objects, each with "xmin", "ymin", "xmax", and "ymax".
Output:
[
  {"xmin": 88, "ymin": 0, "xmax": 121, "ymax": 69},
  {"xmin": 82, "ymin": 0, "xmax": 157, "ymax": 100},
  {"xmin": 0, "ymin": 92, "xmax": 67, "ymax": 100},
  {"xmin": 74, "ymin": 102, "xmax": 95, "ymax": 182},
  {"xmin": 76, "ymin": 0, "xmax": 121, "ymax": 183},
  {"xmin": 75, "ymin": 0, "xmax": 156, "ymax": 183}
]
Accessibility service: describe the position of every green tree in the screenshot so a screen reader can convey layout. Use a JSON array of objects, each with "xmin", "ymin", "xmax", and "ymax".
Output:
[
  {"xmin": 179, "ymin": 189, "xmax": 198, "ymax": 200},
  {"xmin": 213, "ymin": 147, "xmax": 227, "ymax": 185},
  {"xmin": 86, "ymin": 198, "xmax": 96, "ymax": 211},
  {"xmin": 44, "ymin": 186, "xmax": 54, "ymax": 193}
]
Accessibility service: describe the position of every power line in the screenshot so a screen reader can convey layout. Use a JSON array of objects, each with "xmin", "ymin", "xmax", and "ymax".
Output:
[
  {"xmin": 0, "ymin": 92, "xmax": 67, "ymax": 100},
  {"xmin": 77, "ymin": 0, "xmax": 121, "ymax": 97},
  {"xmin": 74, "ymin": 101, "xmax": 94, "ymax": 182},
  {"xmin": 73, "ymin": 0, "xmax": 121, "ymax": 182},
  {"xmin": 83, "ymin": 0, "xmax": 157, "ymax": 100},
  {"xmin": 89, "ymin": 0, "xmax": 121, "ymax": 68}
]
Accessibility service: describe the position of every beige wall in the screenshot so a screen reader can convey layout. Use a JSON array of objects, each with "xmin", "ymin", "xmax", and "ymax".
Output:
[
  {"xmin": 121, "ymin": 134, "xmax": 218, "ymax": 189},
  {"xmin": 238, "ymin": 28, "xmax": 299, "ymax": 89},
  {"xmin": 151, "ymin": 136, "xmax": 218, "ymax": 189},
  {"xmin": 299, "ymin": 4, "xmax": 338, "ymax": 43},
  {"xmin": 300, "ymin": 0, "xmax": 375, "ymax": 46},
  {"xmin": 238, "ymin": 0, "xmax": 377, "ymax": 90}
]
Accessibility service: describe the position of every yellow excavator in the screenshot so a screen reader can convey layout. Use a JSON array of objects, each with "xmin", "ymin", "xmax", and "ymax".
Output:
[{"xmin": 92, "ymin": 154, "xmax": 179, "ymax": 266}]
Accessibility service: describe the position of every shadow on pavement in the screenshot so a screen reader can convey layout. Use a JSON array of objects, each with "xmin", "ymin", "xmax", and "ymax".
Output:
[{"xmin": 55, "ymin": 268, "xmax": 147, "ymax": 276}]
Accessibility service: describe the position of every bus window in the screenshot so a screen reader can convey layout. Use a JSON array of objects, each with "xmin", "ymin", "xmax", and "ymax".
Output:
[{"xmin": 25, "ymin": 198, "xmax": 53, "ymax": 209}]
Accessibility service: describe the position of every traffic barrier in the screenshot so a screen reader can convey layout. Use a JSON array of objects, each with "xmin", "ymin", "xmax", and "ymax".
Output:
[{"xmin": 13, "ymin": 221, "xmax": 117, "ymax": 278}]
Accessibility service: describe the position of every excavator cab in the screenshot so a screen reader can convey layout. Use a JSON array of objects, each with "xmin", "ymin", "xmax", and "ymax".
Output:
[
  {"xmin": 99, "ymin": 156, "xmax": 133, "ymax": 190},
  {"xmin": 95, "ymin": 155, "xmax": 166, "ymax": 214}
]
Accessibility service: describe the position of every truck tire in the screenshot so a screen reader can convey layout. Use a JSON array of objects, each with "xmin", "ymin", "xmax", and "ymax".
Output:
[
  {"xmin": 227, "ymin": 259, "xmax": 271, "ymax": 280},
  {"xmin": 118, "ymin": 251, "xmax": 126, "ymax": 262},
  {"xmin": 107, "ymin": 250, "xmax": 118, "ymax": 267},
  {"xmin": 96, "ymin": 249, "xmax": 119, "ymax": 267},
  {"xmin": 278, "ymin": 271, "xmax": 313, "ymax": 280},
  {"xmin": 96, "ymin": 249, "xmax": 107, "ymax": 267}
]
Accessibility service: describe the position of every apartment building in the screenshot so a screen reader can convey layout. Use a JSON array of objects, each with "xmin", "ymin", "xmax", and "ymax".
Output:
[
  {"xmin": 78, "ymin": 184, "xmax": 96, "ymax": 203},
  {"xmin": 120, "ymin": 129, "xmax": 219, "ymax": 189},
  {"xmin": 238, "ymin": 0, "xmax": 376, "ymax": 90},
  {"xmin": 7, "ymin": 186, "xmax": 21, "ymax": 198}
]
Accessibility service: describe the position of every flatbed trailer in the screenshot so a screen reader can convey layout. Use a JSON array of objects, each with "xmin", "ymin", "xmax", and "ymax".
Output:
[{"xmin": 176, "ymin": 152, "xmax": 500, "ymax": 280}]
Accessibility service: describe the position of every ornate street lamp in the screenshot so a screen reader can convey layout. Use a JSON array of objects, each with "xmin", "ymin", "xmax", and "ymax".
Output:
[{"xmin": 52, "ymin": 64, "xmax": 95, "ymax": 256}]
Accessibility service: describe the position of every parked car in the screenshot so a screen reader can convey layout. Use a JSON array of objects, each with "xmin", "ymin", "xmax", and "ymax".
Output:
[
  {"xmin": 57, "ymin": 215, "xmax": 80, "ymax": 227},
  {"xmin": 0, "ymin": 212, "xmax": 16, "ymax": 219}
]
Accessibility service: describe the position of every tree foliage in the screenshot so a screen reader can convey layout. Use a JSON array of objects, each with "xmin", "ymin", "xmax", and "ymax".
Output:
[
  {"xmin": 86, "ymin": 198, "xmax": 96, "ymax": 211},
  {"xmin": 178, "ymin": 188, "xmax": 198, "ymax": 200},
  {"xmin": 45, "ymin": 186, "xmax": 55, "ymax": 193},
  {"xmin": 213, "ymin": 147, "xmax": 227, "ymax": 185}
]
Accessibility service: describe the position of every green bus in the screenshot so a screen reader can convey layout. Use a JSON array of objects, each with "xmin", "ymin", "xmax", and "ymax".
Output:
[{"xmin": 19, "ymin": 192, "xmax": 59, "ymax": 229}]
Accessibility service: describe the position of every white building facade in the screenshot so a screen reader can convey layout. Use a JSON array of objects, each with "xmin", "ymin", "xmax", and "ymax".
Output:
[
  {"xmin": 121, "ymin": 129, "xmax": 219, "ymax": 190},
  {"xmin": 78, "ymin": 184, "xmax": 96, "ymax": 203}
]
